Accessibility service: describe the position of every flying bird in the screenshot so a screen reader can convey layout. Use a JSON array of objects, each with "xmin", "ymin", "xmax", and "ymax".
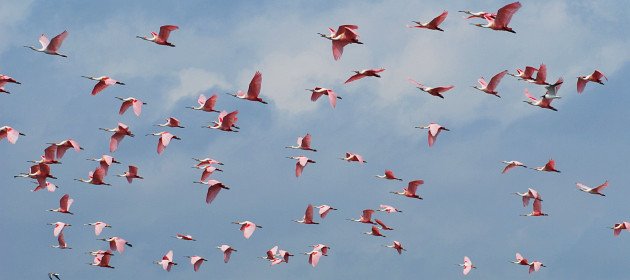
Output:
[
  {"xmin": 51, "ymin": 233, "xmax": 71, "ymax": 249},
  {"xmin": 47, "ymin": 139, "xmax": 82, "ymax": 159},
  {"xmin": 408, "ymin": 78, "xmax": 455, "ymax": 99},
  {"xmin": 227, "ymin": 71, "xmax": 267, "ymax": 104},
  {"xmin": 347, "ymin": 209, "xmax": 376, "ymax": 224},
  {"xmin": 531, "ymin": 159, "xmax": 560, "ymax": 173},
  {"xmin": 472, "ymin": 70, "xmax": 508, "ymax": 97},
  {"xmin": 344, "ymin": 68, "xmax": 385, "ymax": 84},
  {"xmin": 0, "ymin": 74, "xmax": 21, "ymax": 94},
  {"xmin": 611, "ymin": 222, "xmax": 630, "ymax": 236},
  {"xmin": 15, "ymin": 163, "xmax": 56, "ymax": 186},
  {"xmin": 84, "ymin": 222, "xmax": 111, "ymax": 236},
  {"xmin": 205, "ymin": 110, "xmax": 239, "ymax": 132},
  {"xmin": 318, "ymin": 25, "xmax": 363, "ymax": 60},
  {"xmin": 294, "ymin": 204, "xmax": 319, "ymax": 224},
  {"xmin": 99, "ymin": 122, "xmax": 134, "ymax": 152},
  {"xmin": 528, "ymin": 261, "xmax": 546, "ymax": 274},
  {"xmin": 24, "ymin": 31, "xmax": 68, "ymax": 57},
  {"xmin": 576, "ymin": 181, "xmax": 608, "ymax": 196},
  {"xmin": 0, "ymin": 126, "xmax": 25, "ymax": 144},
  {"xmin": 47, "ymin": 194, "xmax": 73, "ymax": 215},
  {"xmin": 187, "ymin": 94, "xmax": 220, "ymax": 112},
  {"xmin": 116, "ymin": 97, "xmax": 146, "ymax": 116},
  {"xmin": 232, "ymin": 221, "xmax": 262, "ymax": 239},
  {"xmin": 89, "ymin": 250, "xmax": 114, "ymax": 269},
  {"xmin": 407, "ymin": 11, "xmax": 448, "ymax": 31},
  {"xmin": 31, "ymin": 181, "xmax": 58, "ymax": 192},
  {"xmin": 364, "ymin": 225, "xmax": 386, "ymax": 237},
  {"xmin": 82, "ymin": 76, "xmax": 125, "ymax": 95},
  {"xmin": 375, "ymin": 169, "xmax": 403, "ymax": 181},
  {"xmin": 577, "ymin": 70, "xmax": 607, "ymax": 94},
  {"xmin": 193, "ymin": 179, "xmax": 230, "ymax": 204},
  {"xmin": 460, "ymin": 256, "xmax": 477, "ymax": 275},
  {"xmin": 307, "ymin": 87, "xmax": 341, "ymax": 108},
  {"xmin": 137, "ymin": 25, "xmax": 179, "ymax": 47},
  {"xmin": 217, "ymin": 245, "xmax": 237, "ymax": 263},
  {"xmin": 193, "ymin": 157, "xmax": 224, "ymax": 167},
  {"xmin": 185, "ymin": 256, "xmax": 207, "ymax": 272},
  {"xmin": 391, "ymin": 180, "xmax": 425, "ymax": 200},
  {"xmin": 286, "ymin": 133, "xmax": 317, "ymax": 152},
  {"xmin": 154, "ymin": 250, "xmax": 177, "ymax": 272},
  {"xmin": 146, "ymin": 131, "xmax": 181, "ymax": 154},
  {"xmin": 513, "ymin": 188, "xmax": 542, "ymax": 207},
  {"xmin": 471, "ymin": 2, "xmax": 522, "ymax": 33},
  {"xmin": 508, "ymin": 66, "xmax": 537, "ymax": 80},
  {"xmin": 286, "ymin": 156, "xmax": 316, "ymax": 177},
  {"xmin": 48, "ymin": 273, "xmax": 61, "ymax": 280},
  {"xmin": 314, "ymin": 205, "xmax": 337, "ymax": 218},
  {"xmin": 98, "ymin": 237, "xmax": 132, "ymax": 253},
  {"xmin": 48, "ymin": 221, "xmax": 71, "ymax": 237},
  {"xmin": 416, "ymin": 123, "xmax": 449, "ymax": 147},
  {"xmin": 117, "ymin": 165, "xmax": 143, "ymax": 183},
  {"xmin": 173, "ymin": 234, "xmax": 196, "ymax": 241},
  {"xmin": 501, "ymin": 160, "xmax": 527, "ymax": 173},
  {"xmin": 523, "ymin": 89, "xmax": 558, "ymax": 111},
  {"xmin": 340, "ymin": 152, "xmax": 366, "ymax": 163},
  {"xmin": 384, "ymin": 241, "xmax": 406, "ymax": 255},
  {"xmin": 304, "ymin": 250, "xmax": 323, "ymax": 267},
  {"xmin": 378, "ymin": 204, "xmax": 402, "ymax": 213},
  {"xmin": 521, "ymin": 199, "xmax": 548, "ymax": 217},
  {"xmin": 75, "ymin": 167, "xmax": 111, "ymax": 186},
  {"xmin": 512, "ymin": 252, "xmax": 530, "ymax": 266},
  {"xmin": 155, "ymin": 117, "xmax": 185, "ymax": 128},
  {"xmin": 193, "ymin": 165, "xmax": 223, "ymax": 182},
  {"xmin": 86, "ymin": 155, "xmax": 120, "ymax": 175},
  {"xmin": 458, "ymin": 10, "xmax": 496, "ymax": 20}
]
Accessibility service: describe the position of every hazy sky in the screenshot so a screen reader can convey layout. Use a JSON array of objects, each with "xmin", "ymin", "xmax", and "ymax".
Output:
[{"xmin": 1, "ymin": 1, "xmax": 629, "ymax": 279}]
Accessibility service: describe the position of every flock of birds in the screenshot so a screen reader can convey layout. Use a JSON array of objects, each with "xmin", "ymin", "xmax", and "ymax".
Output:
[{"xmin": 0, "ymin": 1, "xmax": 619, "ymax": 279}]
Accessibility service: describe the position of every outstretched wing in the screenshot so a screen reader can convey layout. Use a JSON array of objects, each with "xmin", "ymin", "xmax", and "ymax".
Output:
[
  {"xmin": 47, "ymin": 31, "xmax": 68, "ymax": 52},
  {"xmin": 247, "ymin": 71, "xmax": 262, "ymax": 98},
  {"xmin": 158, "ymin": 25, "xmax": 179, "ymax": 40}
]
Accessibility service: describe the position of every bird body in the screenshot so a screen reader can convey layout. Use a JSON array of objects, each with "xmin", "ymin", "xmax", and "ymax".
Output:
[
  {"xmin": 408, "ymin": 11, "xmax": 448, "ymax": 31},
  {"xmin": 82, "ymin": 76, "xmax": 125, "ymax": 95},
  {"xmin": 473, "ymin": 70, "xmax": 508, "ymax": 97},
  {"xmin": 344, "ymin": 68, "xmax": 385, "ymax": 84},
  {"xmin": 416, "ymin": 123, "xmax": 449, "ymax": 147},
  {"xmin": 408, "ymin": 78, "xmax": 454, "ymax": 99},
  {"xmin": 576, "ymin": 181, "xmax": 608, "ymax": 196},
  {"xmin": 471, "ymin": 2, "xmax": 521, "ymax": 33},
  {"xmin": 319, "ymin": 25, "xmax": 363, "ymax": 60},
  {"xmin": 307, "ymin": 87, "xmax": 341, "ymax": 108},
  {"xmin": 137, "ymin": 25, "xmax": 178, "ymax": 47},
  {"xmin": 228, "ymin": 71, "xmax": 267, "ymax": 104}
]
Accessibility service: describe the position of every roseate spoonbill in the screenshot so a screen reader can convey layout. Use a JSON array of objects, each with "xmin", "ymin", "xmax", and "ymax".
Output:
[
  {"xmin": 51, "ymin": 233, "xmax": 71, "ymax": 249},
  {"xmin": 294, "ymin": 204, "xmax": 319, "ymax": 224},
  {"xmin": 458, "ymin": 10, "xmax": 496, "ymax": 19},
  {"xmin": 375, "ymin": 219, "xmax": 393, "ymax": 230},
  {"xmin": 117, "ymin": 165, "xmax": 143, "ymax": 183},
  {"xmin": 529, "ymin": 261, "xmax": 546, "ymax": 274},
  {"xmin": 0, "ymin": 74, "xmax": 20, "ymax": 93},
  {"xmin": 205, "ymin": 110, "xmax": 239, "ymax": 132},
  {"xmin": 347, "ymin": 209, "xmax": 376, "ymax": 224},
  {"xmin": 344, "ymin": 68, "xmax": 385, "ymax": 84},
  {"xmin": 173, "ymin": 234, "xmax": 196, "ymax": 241},
  {"xmin": 286, "ymin": 156, "xmax": 316, "ymax": 177},
  {"xmin": 577, "ymin": 70, "xmax": 607, "ymax": 94},
  {"xmin": 525, "ymin": 64, "xmax": 562, "ymax": 87},
  {"xmin": 508, "ymin": 66, "xmax": 537, "ymax": 80},
  {"xmin": 460, "ymin": 256, "xmax": 477, "ymax": 275},
  {"xmin": 0, "ymin": 126, "xmax": 25, "ymax": 144},
  {"xmin": 314, "ymin": 205, "xmax": 337, "ymax": 218},
  {"xmin": 89, "ymin": 250, "xmax": 114, "ymax": 268},
  {"xmin": 98, "ymin": 237, "xmax": 132, "ymax": 253},
  {"xmin": 154, "ymin": 250, "xmax": 177, "ymax": 272},
  {"xmin": 408, "ymin": 78, "xmax": 454, "ymax": 99},
  {"xmin": 15, "ymin": 163, "xmax": 56, "ymax": 186},
  {"xmin": 86, "ymin": 155, "xmax": 120, "ymax": 175},
  {"xmin": 227, "ymin": 71, "xmax": 268, "ymax": 104},
  {"xmin": 218, "ymin": 245, "xmax": 237, "ymax": 263},
  {"xmin": 391, "ymin": 180, "xmax": 425, "ymax": 200},
  {"xmin": 384, "ymin": 241, "xmax": 406, "ymax": 254},
  {"xmin": 415, "ymin": 123, "xmax": 449, "ymax": 147},
  {"xmin": 48, "ymin": 221, "xmax": 71, "ymax": 237},
  {"xmin": 232, "ymin": 221, "xmax": 262, "ymax": 239},
  {"xmin": 521, "ymin": 199, "xmax": 548, "ymax": 217},
  {"xmin": 501, "ymin": 160, "xmax": 527, "ymax": 173},
  {"xmin": 47, "ymin": 194, "xmax": 73, "ymax": 215},
  {"xmin": 193, "ymin": 157, "xmax": 224, "ymax": 167},
  {"xmin": 364, "ymin": 225, "xmax": 386, "ymax": 237},
  {"xmin": 307, "ymin": 87, "xmax": 341, "ymax": 108},
  {"xmin": 48, "ymin": 273, "xmax": 61, "ymax": 280},
  {"xmin": 513, "ymin": 188, "xmax": 542, "ymax": 207},
  {"xmin": 82, "ymin": 76, "xmax": 125, "ymax": 95},
  {"xmin": 319, "ymin": 24, "xmax": 363, "ymax": 60},
  {"xmin": 472, "ymin": 70, "xmax": 508, "ymax": 97},
  {"xmin": 279, "ymin": 250, "xmax": 294, "ymax": 263},
  {"xmin": 260, "ymin": 246, "xmax": 279, "ymax": 261},
  {"xmin": 24, "ymin": 31, "xmax": 68, "ymax": 57},
  {"xmin": 512, "ymin": 252, "xmax": 529, "ymax": 266},
  {"xmin": 286, "ymin": 133, "xmax": 317, "ymax": 152},
  {"xmin": 137, "ymin": 25, "xmax": 178, "ymax": 47},
  {"xmin": 375, "ymin": 169, "xmax": 402, "ymax": 181},
  {"xmin": 155, "ymin": 117, "xmax": 185, "ymax": 128},
  {"xmin": 311, "ymin": 244, "xmax": 330, "ymax": 256},
  {"xmin": 146, "ymin": 131, "xmax": 181, "ymax": 154},
  {"xmin": 471, "ymin": 2, "xmax": 521, "ymax": 33},
  {"xmin": 29, "ymin": 146, "xmax": 61, "ymax": 164},
  {"xmin": 185, "ymin": 256, "xmax": 207, "ymax": 272},
  {"xmin": 116, "ymin": 97, "xmax": 146, "ymax": 116},
  {"xmin": 531, "ymin": 159, "xmax": 560, "ymax": 173},
  {"xmin": 523, "ymin": 89, "xmax": 558, "ymax": 111},
  {"xmin": 187, "ymin": 94, "xmax": 220, "ymax": 112},
  {"xmin": 84, "ymin": 222, "xmax": 111, "ymax": 236},
  {"xmin": 407, "ymin": 11, "xmax": 448, "ymax": 31},
  {"xmin": 340, "ymin": 152, "xmax": 366, "ymax": 163},
  {"xmin": 75, "ymin": 167, "xmax": 110, "ymax": 186},
  {"xmin": 31, "ymin": 181, "xmax": 58, "ymax": 192},
  {"xmin": 47, "ymin": 139, "xmax": 82, "ymax": 159},
  {"xmin": 576, "ymin": 181, "xmax": 608, "ymax": 196},
  {"xmin": 378, "ymin": 204, "xmax": 402, "ymax": 213},
  {"xmin": 304, "ymin": 250, "xmax": 323, "ymax": 267},
  {"xmin": 193, "ymin": 180, "xmax": 230, "ymax": 204},
  {"xmin": 192, "ymin": 165, "xmax": 223, "ymax": 182},
  {"xmin": 99, "ymin": 122, "xmax": 134, "ymax": 152},
  {"xmin": 610, "ymin": 222, "xmax": 630, "ymax": 236}
]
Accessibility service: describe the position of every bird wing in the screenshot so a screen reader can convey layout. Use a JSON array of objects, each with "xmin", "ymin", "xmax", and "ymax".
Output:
[
  {"xmin": 576, "ymin": 183, "xmax": 590, "ymax": 192},
  {"xmin": 362, "ymin": 209, "xmax": 374, "ymax": 221},
  {"xmin": 115, "ymin": 238, "xmax": 127, "ymax": 253},
  {"xmin": 495, "ymin": 2, "xmax": 521, "ymax": 27},
  {"xmin": 332, "ymin": 39, "xmax": 348, "ymax": 61},
  {"xmin": 47, "ymin": 31, "xmax": 68, "ymax": 52},
  {"xmin": 428, "ymin": 10, "xmax": 448, "ymax": 28},
  {"xmin": 44, "ymin": 145, "xmax": 57, "ymax": 162},
  {"xmin": 535, "ymin": 64, "xmax": 547, "ymax": 84},
  {"xmin": 593, "ymin": 181, "xmax": 609, "ymax": 192},
  {"xmin": 433, "ymin": 85, "xmax": 454, "ymax": 93},
  {"xmin": 305, "ymin": 204, "xmax": 314, "ymax": 221},
  {"xmin": 206, "ymin": 185, "xmax": 222, "ymax": 204},
  {"xmin": 57, "ymin": 233, "xmax": 67, "ymax": 248},
  {"xmin": 197, "ymin": 94, "xmax": 206, "ymax": 106},
  {"xmin": 53, "ymin": 223, "xmax": 64, "ymax": 237},
  {"xmin": 119, "ymin": 100, "xmax": 133, "ymax": 115},
  {"xmin": 344, "ymin": 73, "xmax": 365, "ymax": 84},
  {"xmin": 375, "ymin": 219, "xmax": 388, "ymax": 229},
  {"xmin": 407, "ymin": 180, "xmax": 424, "ymax": 193},
  {"xmin": 309, "ymin": 251, "xmax": 322, "ymax": 267},
  {"xmin": 223, "ymin": 248, "xmax": 232, "ymax": 263},
  {"xmin": 319, "ymin": 205, "xmax": 331, "ymax": 218},
  {"xmin": 407, "ymin": 78, "xmax": 425, "ymax": 89},
  {"xmin": 302, "ymin": 133, "xmax": 312, "ymax": 148},
  {"xmin": 94, "ymin": 223, "xmax": 105, "ymax": 236},
  {"xmin": 544, "ymin": 159, "xmax": 556, "ymax": 170},
  {"xmin": 109, "ymin": 132, "xmax": 125, "ymax": 152},
  {"xmin": 92, "ymin": 80, "xmax": 110, "ymax": 95},
  {"xmin": 222, "ymin": 111, "xmax": 239, "ymax": 128},
  {"xmin": 384, "ymin": 169, "xmax": 395, "ymax": 179},
  {"xmin": 524, "ymin": 89, "xmax": 537, "ymax": 101},
  {"xmin": 487, "ymin": 70, "xmax": 508, "ymax": 91},
  {"xmin": 38, "ymin": 34, "xmax": 50, "ymax": 49},
  {"xmin": 247, "ymin": 71, "xmax": 262, "ymax": 98},
  {"xmin": 60, "ymin": 194, "xmax": 71, "ymax": 210},
  {"xmin": 477, "ymin": 77, "xmax": 487, "ymax": 88},
  {"xmin": 528, "ymin": 188, "xmax": 540, "ymax": 199},
  {"xmin": 592, "ymin": 70, "xmax": 607, "ymax": 81},
  {"xmin": 242, "ymin": 222, "xmax": 256, "ymax": 239},
  {"xmin": 295, "ymin": 161, "xmax": 305, "ymax": 177},
  {"xmin": 193, "ymin": 258, "xmax": 203, "ymax": 272},
  {"xmin": 327, "ymin": 89, "xmax": 338, "ymax": 108},
  {"xmin": 533, "ymin": 198, "xmax": 542, "ymax": 213},
  {"xmin": 310, "ymin": 91, "xmax": 324, "ymax": 102},
  {"xmin": 158, "ymin": 25, "xmax": 179, "ymax": 41},
  {"xmin": 576, "ymin": 77, "xmax": 588, "ymax": 94},
  {"xmin": 204, "ymin": 94, "xmax": 218, "ymax": 111},
  {"xmin": 132, "ymin": 100, "xmax": 142, "ymax": 116}
]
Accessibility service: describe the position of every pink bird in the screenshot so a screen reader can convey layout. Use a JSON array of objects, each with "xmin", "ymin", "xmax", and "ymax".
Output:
[
  {"xmin": 407, "ymin": 11, "xmax": 448, "ymax": 31},
  {"xmin": 577, "ymin": 70, "xmax": 607, "ymax": 94},
  {"xmin": 384, "ymin": 241, "xmax": 406, "ymax": 255},
  {"xmin": 0, "ymin": 126, "xmax": 25, "ymax": 144},
  {"xmin": 15, "ymin": 163, "xmax": 57, "ymax": 186},
  {"xmin": 217, "ymin": 245, "xmax": 237, "ymax": 263},
  {"xmin": 75, "ymin": 167, "xmax": 111, "ymax": 186},
  {"xmin": 29, "ymin": 145, "xmax": 61, "ymax": 164},
  {"xmin": 24, "ymin": 30, "xmax": 69, "ymax": 57},
  {"xmin": 87, "ymin": 155, "xmax": 120, "ymax": 175},
  {"xmin": 347, "ymin": 209, "xmax": 376, "ymax": 224},
  {"xmin": 460, "ymin": 256, "xmax": 477, "ymax": 275},
  {"xmin": 458, "ymin": 10, "xmax": 496, "ymax": 20},
  {"xmin": 117, "ymin": 165, "xmax": 144, "ymax": 183},
  {"xmin": 48, "ymin": 221, "xmax": 71, "ymax": 237},
  {"xmin": 523, "ymin": 89, "xmax": 558, "ymax": 111},
  {"xmin": 513, "ymin": 188, "xmax": 542, "ymax": 207},
  {"xmin": 155, "ymin": 250, "xmax": 177, "ymax": 272},
  {"xmin": 525, "ymin": 64, "xmax": 560, "ymax": 86},
  {"xmin": 307, "ymin": 87, "xmax": 342, "ymax": 108},
  {"xmin": 408, "ymin": 78, "xmax": 455, "ymax": 99},
  {"xmin": 319, "ymin": 24, "xmax": 363, "ymax": 60},
  {"xmin": 286, "ymin": 133, "xmax": 317, "ymax": 152},
  {"xmin": 98, "ymin": 236, "xmax": 132, "ymax": 253},
  {"xmin": 344, "ymin": 68, "xmax": 385, "ymax": 84},
  {"xmin": 85, "ymin": 222, "xmax": 111, "ymax": 236},
  {"xmin": 576, "ymin": 180, "xmax": 609, "ymax": 196},
  {"xmin": 227, "ymin": 71, "xmax": 268, "ymax": 104},
  {"xmin": 147, "ymin": 131, "xmax": 181, "ymax": 154},
  {"xmin": 278, "ymin": 250, "xmax": 294, "ymax": 264},
  {"xmin": 294, "ymin": 204, "xmax": 319, "ymax": 224},
  {"xmin": 391, "ymin": 180, "xmax": 425, "ymax": 200},
  {"xmin": 610, "ymin": 222, "xmax": 630, "ymax": 237},
  {"xmin": 531, "ymin": 159, "xmax": 560, "ymax": 173},
  {"xmin": 232, "ymin": 220, "xmax": 262, "ymax": 239},
  {"xmin": 314, "ymin": 205, "xmax": 337, "ymax": 218},
  {"xmin": 99, "ymin": 122, "xmax": 134, "ymax": 152},
  {"xmin": 508, "ymin": 66, "xmax": 538, "ymax": 80},
  {"xmin": 193, "ymin": 165, "xmax": 223, "ymax": 182},
  {"xmin": 511, "ymin": 252, "xmax": 530, "ymax": 266},
  {"xmin": 155, "ymin": 117, "xmax": 185, "ymax": 128},
  {"xmin": 378, "ymin": 204, "xmax": 402, "ymax": 213},
  {"xmin": 47, "ymin": 194, "xmax": 73, "ymax": 215},
  {"xmin": 89, "ymin": 250, "xmax": 114, "ymax": 269},
  {"xmin": 52, "ymin": 232, "xmax": 71, "ymax": 249},
  {"xmin": 471, "ymin": 2, "xmax": 521, "ymax": 33},
  {"xmin": 375, "ymin": 169, "xmax": 403, "ymax": 181},
  {"xmin": 416, "ymin": 123, "xmax": 449, "ymax": 147},
  {"xmin": 311, "ymin": 244, "xmax": 331, "ymax": 256},
  {"xmin": 187, "ymin": 94, "xmax": 220, "ymax": 113},
  {"xmin": 137, "ymin": 25, "xmax": 179, "ymax": 47},
  {"xmin": 82, "ymin": 76, "xmax": 125, "ymax": 95},
  {"xmin": 304, "ymin": 250, "xmax": 323, "ymax": 267},
  {"xmin": 116, "ymin": 97, "xmax": 146, "ymax": 116},
  {"xmin": 501, "ymin": 160, "xmax": 527, "ymax": 173},
  {"xmin": 31, "ymin": 181, "xmax": 58, "ymax": 192},
  {"xmin": 193, "ymin": 179, "xmax": 230, "ymax": 204},
  {"xmin": 340, "ymin": 152, "xmax": 366, "ymax": 163},
  {"xmin": 528, "ymin": 261, "xmax": 546, "ymax": 274},
  {"xmin": 47, "ymin": 139, "xmax": 82, "ymax": 159},
  {"xmin": 205, "ymin": 110, "xmax": 239, "ymax": 132},
  {"xmin": 473, "ymin": 70, "xmax": 508, "ymax": 97},
  {"xmin": 185, "ymin": 256, "xmax": 207, "ymax": 272},
  {"xmin": 0, "ymin": 74, "xmax": 21, "ymax": 94},
  {"xmin": 375, "ymin": 219, "xmax": 393, "ymax": 231},
  {"xmin": 193, "ymin": 157, "xmax": 224, "ymax": 167},
  {"xmin": 260, "ymin": 246, "xmax": 280, "ymax": 262},
  {"xmin": 174, "ymin": 233, "xmax": 196, "ymax": 241},
  {"xmin": 521, "ymin": 199, "xmax": 548, "ymax": 217},
  {"xmin": 286, "ymin": 156, "xmax": 316, "ymax": 177},
  {"xmin": 364, "ymin": 225, "xmax": 386, "ymax": 237}
]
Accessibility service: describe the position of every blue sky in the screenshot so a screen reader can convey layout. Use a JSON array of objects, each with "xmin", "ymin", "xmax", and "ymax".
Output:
[{"xmin": 1, "ymin": 0, "xmax": 629, "ymax": 279}]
